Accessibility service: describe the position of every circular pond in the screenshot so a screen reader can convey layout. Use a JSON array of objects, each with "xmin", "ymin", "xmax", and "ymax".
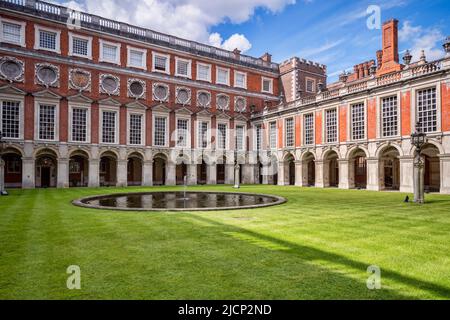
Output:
[{"xmin": 73, "ymin": 191, "xmax": 286, "ymax": 211}]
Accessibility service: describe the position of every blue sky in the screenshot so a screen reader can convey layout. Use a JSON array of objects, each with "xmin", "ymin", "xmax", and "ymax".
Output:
[{"xmin": 58, "ymin": 0, "xmax": 449, "ymax": 82}]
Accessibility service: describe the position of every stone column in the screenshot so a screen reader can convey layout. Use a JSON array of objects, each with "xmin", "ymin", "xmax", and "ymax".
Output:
[
  {"xmin": 207, "ymin": 163, "xmax": 217, "ymax": 185},
  {"xmin": 116, "ymin": 160, "xmax": 128, "ymax": 187},
  {"xmin": 57, "ymin": 158, "xmax": 69, "ymax": 188},
  {"xmin": 294, "ymin": 160, "xmax": 303, "ymax": 186},
  {"xmin": 234, "ymin": 164, "xmax": 240, "ymax": 187},
  {"xmin": 366, "ymin": 157, "xmax": 380, "ymax": 191},
  {"xmin": 322, "ymin": 160, "xmax": 330, "ymax": 187},
  {"xmin": 166, "ymin": 162, "xmax": 176, "ymax": 186},
  {"xmin": 187, "ymin": 164, "xmax": 197, "ymax": 185},
  {"xmin": 338, "ymin": 159, "xmax": 350, "ymax": 189},
  {"xmin": 277, "ymin": 161, "xmax": 286, "ymax": 186},
  {"xmin": 301, "ymin": 161, "xmax": 309, "ymax": 186},
  {"xmin": 439, "ymin": 155, "xmax": 450, "ymax": 194},
  {"xmin": 242, "ymin": 164, "xmax": 255, "ymax": 184},
  {"xmin": 261, "ymin": 164, "xmax": 270, "ymax": 184},
  {"xmin": 88, "ymin": 159, "xmax": 100, "ymax": 187},
  {"xmin": 142, "ymin": 160, "xmax": 153, "ymax": 186},
  {"xmin": 413, "ymin": 153, "xmax": 425, "ymax": 203},
  {"xmin": 21, "ymin": 157, "xmax": 35, "ymax": 189},
  {"xmin": 225, "ymin": 164, "xmax": 234, "ymax": 185},
  {"xmin": 315, "ymin": 160, "xmax": 325, "ymax": 188}
]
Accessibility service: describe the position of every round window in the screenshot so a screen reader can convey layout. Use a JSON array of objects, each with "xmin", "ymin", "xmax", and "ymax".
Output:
[
  {"xmin": 217, "ymin": 95, "xmax": 229, "ymax": 110},
  {"xmin": 0, "ymin": 60, "xmax": 22, "ymax": 80},
  {"xmin": 129, "ymin": 81, "xmax": 144, "ymax": 97},
  {"xmin": 154, "ymin": 84, "xmax": 168, "ymax": 101},
  {"xmin": 235, "ymin": 98, "xmax": 246, "ymax": 112},
  {"xmin": 70, "ymin": 69, "xmax": 90, "ymax": 91},
  {"xmin": 101, "ymin": 76, "xmax": 119, "ymax": 94},
  {"xmin": 37, "ymin": 66, "xmax": 58, "ymax": 85},
  {"xmin": 177, "ymin": 89, "xmax": 190, "ymax": 105},
  {"xmin": 198, "ymin": 92, "xmax": 210, "ymax": 107}
]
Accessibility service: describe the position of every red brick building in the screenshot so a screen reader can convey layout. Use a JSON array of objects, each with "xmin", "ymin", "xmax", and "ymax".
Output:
[{"xmin": 1, "ymin": 1, "xmax": 450, "ymax": 193}]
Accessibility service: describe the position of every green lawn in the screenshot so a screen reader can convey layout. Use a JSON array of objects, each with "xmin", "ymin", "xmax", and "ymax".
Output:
[{"xmin": 1, "ymin": 185, "xmax": 450, "ymax": 299}]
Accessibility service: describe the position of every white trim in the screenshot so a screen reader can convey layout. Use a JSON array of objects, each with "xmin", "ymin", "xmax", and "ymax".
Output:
[
  {"xmin": 99, "ymin": 105, "xmax": 120, "ymax": 145},
  {"xmin": 323, "ymin": 105, "xmax": 339, "ymax": 145},
  {"xmin": 216, "ymin": 66, "xmax": 230, "ymax": 86},
  {"xmin": 302, "ymin": 112, "xmax": 315, "ymax": 146},
  {"xmin": 378, "ymin": 92, "xmax": 401, "ymax": 139},
  {"xmin": 411, "ymin": 83, "xmax": 441, "ymax": 134},
  {"xmin": 175, "ymin": 57, "xmax": 192, "ymax": 79},
  {"xmin": 261, "ymin": 77, "xmax": 273, "ymax": 94},
  {"xmin": 216, "ymin": 120, "xmax": 230, "ymax": 150},
  {"xmin": 127, "ymin": 109, "xmax": 146, "ymax": 146},
  {"xmin": 99, "ymin": 39, "xmax": 121, "ymax": 65},
  {"xmin": 268, "ymin": 120, "xmax": 278, "ymax": 150},
  {"xmin": 284, "ymin": 116, "xmax": 295, "ymax": 148},
  {"xmin": 34, "ymin": 98, "xmax": 60, "ymax": 142},
  {"xmin": 0, "ymin": 94, "xmax": 24, "ymax": 140},
  {"xmin": 68, "ymin": 32, "xmax": 93, "ymax": 59},
  {"xmin": 127, "ymin": 46, "xmax": 147, "ymax": 70},
  {"xmin": 0, "ymin": 17, "xmax": 26, "ymax": 47},
  {"xmin": 234, "ymin": 121, "xmax": 247, "ymax": 151},
  {"xmin": 152, "ymin": 51, "xmax": 170, "ymax": 75},
  {"xmin": 196, "ymin": 118, "xmax": 211, "ymax": 149},
  {"xmin": 196, "ymin": 62, "xmax": 212, "ymax": 82},
  {"xmin": 34, "ymin": 24, "xmax": 61, "ymax": 54},
  {"xmin": 234, "ymin": 70, "xmax": 247, "ymax": 89},
  {"xmin": 68, "ymin": 103, "xmax": 91, "ymax": 143},
  {"xmin": 152, "ymin": 112, "xmax": 169, "ymax": 147},
  {"xmin": 175, "ymin": 114, "xmax": 191, "ymax": 148},
  {"xmin": 305, "ymin": 76, "xmax": 316, "ymax": 93}
]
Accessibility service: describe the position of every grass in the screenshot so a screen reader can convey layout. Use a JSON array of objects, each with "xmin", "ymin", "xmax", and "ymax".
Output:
[{"xmin": 1, "ymin": 185, "xmax": 450, "ymax": 300}]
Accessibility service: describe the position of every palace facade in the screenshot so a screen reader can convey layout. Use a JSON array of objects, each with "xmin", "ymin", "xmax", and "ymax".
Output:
[{"xmin": 0, "ymin": 0, "xmax": 449, "ymax": 193}]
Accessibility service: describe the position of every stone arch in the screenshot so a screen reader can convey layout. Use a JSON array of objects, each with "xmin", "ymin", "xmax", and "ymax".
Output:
[
  {"xmin": 35, "ymin": 148, "xmax": 58, "ymax": 188},
  {"xmin": 283, "ymin": 152, "xmax": 296, "ymax": 185},
  {"xmin": 69, "ymin": 149, "xmax": 90, "ymax": 187},
  {"xmin": 99, "ymin": 150, "xmax": 118, "ymax": 186},
  {"xmin": 375, "ymin": 142, "xmax": 404, "ymax": 158},
  {"xmin": 346, "ymin": 145, "xmax": 369, "ymax": 160},
  {"xmin": 409, "ymin": 138, "xmax": 445, "ymax": 156},
  {"xmin": 282, "ymin": 151, "xmax": 296, "ymax": 162},
  {"xmin": 152, "ymin": 152, "xmax": 167, "ymax": 186},
  {"xmin": 322, "ymin": 147, "xmax": 341, "ymax": 161},
  {"xmin": 323, "ymin": 149, "xmax": 340, "ymax": 187},
  {"xmin": 301, "ymin": 151, "xmax": 315, "ymax": 186},
  {"xmin": 34, "ymin": 146, "xmax": 59, "ymax": 159},
  {"xmin": 378, "ymin": 146, "xmax": 401, "ymax": 190},
  {"xmin": 128, "ymin": 152, "xmax": 143, "ymax": 186},
  {"xmin": 348, "ymin": 147, "xmax": 368, "ymax": 189},
  {"xmin": 216, "ymin": 155, "xmax": 227, "ymax": 184},
  {"xmin": 3, "ymin": 145, "xmax": 24, "ymax": 157},
  {"xmin": 2, "ymin": 146, "xmax": 23, "ymax": 188},
  {"xmin": 422, "ymin": 143, "xmax": 441, "ymax": 192}
]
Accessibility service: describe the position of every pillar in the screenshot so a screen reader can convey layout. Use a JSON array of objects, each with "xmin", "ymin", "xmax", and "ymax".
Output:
[
  {"xmin": 117, "ymin": 160, "xmax": 128, "ymax": 187},
  {"xmin": 242, "ymin": 164, "xmax": 255, "ymax": 184},
  {"xmin": 261, "ymin": 164, "xmax": 270, "ymax": 184},
  {"xmin": 315, "ymin": 160, "xmax": 325, "ymax": 188},
  {"xmin": 294, "ymin": 161, "xmax": 303, "ymax": 186},
  {"xmin": 187, "ymin": 164, "xmax": 197, "ymax": 185},
  {"xmin": 277, "ymin": 161, "xmax": 286, "ymax": 186},
  {"xmin": 0, "ymin": 158, "xmax": 4, "ymax": 192},
  {"xmin": 366, "ymin": 158, "xmax": 380, "ymax": 191},
  {"xmin": 207, "ymin": 163, "xmax": 217, "ymax": 185},
  {"xmin": 142, "ymin": 160, "xmax": 153, "ymax": 186},
  {"xmin": 338, "ymin": 159, "xmax": 350, "ymax": 189},
  {"xmin": 440, "ymin": 155, "xmax": 450, "ymax": 194},
  {"xmin": 166, "ymin": 162, "xmax": 176, "ymax": 186},
  {"xmin": 301, "ymin": 160, "xmax": 309, "ymax": 186},
  {"xmin": 413, "ymin": 154, "xmax": 425, "ymax": 203},
  {"xmin": 225, "ymin": 164, "xmax": 234, "ymax": 184},
  {"xmin": 88, "ymin": 159, "xmax": 100, "ymax": 187},
  {"xmin": 57, "ymin": 158, "xmax": 69, "ymax": 188}
]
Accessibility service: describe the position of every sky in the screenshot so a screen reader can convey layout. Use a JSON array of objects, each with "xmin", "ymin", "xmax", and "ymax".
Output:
[{"xmin": 56, "ymin": 0, "xmax": 450, "ymax": 82}]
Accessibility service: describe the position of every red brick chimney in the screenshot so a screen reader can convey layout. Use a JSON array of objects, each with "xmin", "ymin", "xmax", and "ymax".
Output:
[
  {"xmin": 376, "ymin": 19, "xmax": 402, "ymax": 76},
  {"xmin": 261, "ymin": 52, "xmax": 272, "ymax": 63}
]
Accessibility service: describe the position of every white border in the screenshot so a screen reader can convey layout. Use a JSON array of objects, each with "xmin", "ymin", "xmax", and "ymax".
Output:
[
  {"xmin": 127, "ymin": 46, "xmax": 147, "ymax": 70},
  {"xmin": 99, "ymin": 39, "xmax": 121, "ymax": 65},
  {"xmin": 0, "ymin": 17, "xmax": 26, "ymax": 47},
  {"xmin": 68, "ymin": 32, "xmax": 92, "ymax": 59}
]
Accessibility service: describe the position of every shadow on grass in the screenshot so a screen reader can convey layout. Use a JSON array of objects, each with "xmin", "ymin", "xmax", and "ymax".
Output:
[{"xmin": 186, "ymin": 214, "xmax": 450, "ymax": 299}]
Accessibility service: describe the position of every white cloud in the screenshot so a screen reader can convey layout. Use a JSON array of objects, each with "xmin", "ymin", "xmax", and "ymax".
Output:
[
  {"xmin": 209, "ymin": 33, "xmax": 252, "ymax": 53},
  {"xmin": 60, "ymin": 0, "xmax": 295, "ymax": 53},
  {"xmin": 399, "ymin": 21, "xmax": 445, "ymax": 62}
]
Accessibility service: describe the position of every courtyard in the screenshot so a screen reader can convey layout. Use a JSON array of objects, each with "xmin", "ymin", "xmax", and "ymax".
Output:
[{"xmin": 0, "ymin": 185, "xmax": 449, "ymax": 299}]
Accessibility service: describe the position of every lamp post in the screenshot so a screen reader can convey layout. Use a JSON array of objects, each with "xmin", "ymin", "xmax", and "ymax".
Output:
[
  {"xmin": 0, "ymin": 130, "xmax": 8, "ymax": 196},
  {"xmin": 411, "ymin": 122, "xmax": 427, "ymax": 204},
  {"xmin": 233, "ymin": 148, "xmax": 240, "ymax": 189}
]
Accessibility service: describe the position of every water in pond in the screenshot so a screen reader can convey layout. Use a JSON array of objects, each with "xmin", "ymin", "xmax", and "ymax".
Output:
[{"xmin": 76, "ymin": 192, "xmax": 285, "ymax": 211}]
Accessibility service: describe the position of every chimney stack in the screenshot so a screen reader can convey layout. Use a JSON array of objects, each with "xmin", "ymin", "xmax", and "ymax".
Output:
[
  {"xmin": 261, "ymin": 52, "xmax": 272, "ymax": 63},
  {"xmin": 376, "ymin": 19, "xmax": 402, "ymax": 76}
]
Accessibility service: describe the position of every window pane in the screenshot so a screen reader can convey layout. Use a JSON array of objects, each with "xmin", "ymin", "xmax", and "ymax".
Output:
[
  {"xmin": 304, "ymin": 114, "xmax": 314, "ymax": 145},
  {"xmin": 177, "ymin": 60, "xmax": 189, "ymax": 76},
  {"xmin": 39, "ymin": 104, "xmax": 56, "ymax": 140},
  {"xmin": 263, "ymin": 79, "xmax": 272, "ymax": 92},
  {"xmin": 198, "ymin": 121, "xmax": 208, "ymax": 148},
  {"xmin": 71, "ymin": 108, "xmax": 87, "ymax": 142},
  {"xmin": 269, "ymin": 121, "xmax": 277, "ymax": 149},
  {"xmin": 130, "ymin": 50, "xmax": 143, "ymax": 67},
  {"xmin": 102, "ymin": 44, "xmax": 117, "ymax": 62},
  {"xmin": 198, "ymin": 64, "xmax": 210, "ymax": 81},
  {"xmin": 1, "ymin": 100, "xmax": 20, "ymax": 138},
  {"xmin": 39, "ymin": 30, "xmax": 57, "ymax": 50},
  {"xmin": 382, "ymin": 96, "xmax": 398, "ymax": 137},
  {"xmin": 256, "ymin": 124, "xmax": 262, "ymax": 150},
  {"xmin": 417, "ymin": 88, "xmax": 437, "ymax": 133},
  {"xmin": 72, "ymin": 37, "xmax": 88, "ymax": 56},
  {"xmin": 235, "ymin": 73, "xmax": 245, "ymax": 87},
  {"xmin": 217, "ymin": 69, "xmax": 228, "ymax": 84},
  {"xmin": 235, "ymin": 125, "xmax": 244, "ymax": 150},
  {"xmin": 129, "ymin": 114, "xmax": 142, "ymax": 145},
  {"xmin": 326, "ymin": 109, "xmax": 337, "ymax": 143},
  {"xmin": 217, "ymin": 123, "xmax": 227, "ymax": 149},
  {"xmin": 2, "ymin": 22, "xmax": 21, "ymax": 44},
  {"xmin": 154, "ymin": 116, "xmax": 166, "ymax": 146},
  {"xmin": 176, "ymin": 119, "xmax": 188, "ymax": 147},
  {"xmin": 102, "ymin": 111, "xmax": 116, "ymax": 143},
  {"xmin": 351, "ymin": 103, "xmax": 365, "ymax": 140},
  {"xmin": 154, "ymin": 55, "xmax": 167, "ymax": 71},
  {"xmin": 285, "ymin": 118, "xmax": 294, "ymax": 147}
]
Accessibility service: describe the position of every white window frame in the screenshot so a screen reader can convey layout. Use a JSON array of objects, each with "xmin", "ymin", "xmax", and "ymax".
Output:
[
  {"xmin": 34, "ymin": 98, "xmax": 60, "ymax": 142},
  {"xmin": 175, "ymin": 57, "xmax": 192, "ymax": 78},
  {"xmin": 378, "ymin": 92, "xmax": 401, "ymax": 139},
  {"xmin": 323, "ymin": 107, "xmax": 338, "ymax": 144},
  {"xmin": 284, "ymin": 117, "xmax": 294, "ymax": 148},
  {"xmin": 69, "ymin": 103, "xmax": 91, "ymax": 143},
  {"xmin": 216, "ymin": 121, "xmax": 229, "ymax": 150},
  {"xmin": 99, "ymin": 39, "xmax": 121, "ymax": 65},
  {"xmin": 34, "ymin": 25, "xmax": 61, "ymax": 53},
  {"xmin": 411, "ymin": 84, "xmax": 441, "ymax": 134},
  {"xmin": 0, "ymin": 95, "xmax": 24, "ymax": 140},
  {"xmin": 262, "ymin": 77, "xmax": 273, "ymax": 94},
  {"xmin": 0, "ymin": 17, "xmax": 26, "ymax": 47},
  {"xmin": 152, "ymin": 52, "xmax": 170, "ymax": 75},
  {"xmin": 305, "ymin": 77, "xmax": 316, "ymax": 93},
  {"xmin": 253, "ymin": 123, "xmax": 263, "ymax": 151},
  {"xmin": 127, "ymin": 46, "xmax": 147, "ymax": 70},
  {"xmin": 127, "ymin": 109, "xmax": 145, "ymax": 146},
  {"xmin": 234, "ymin": 71, "xmax": 247, "ymax": 89},
  {"xmin": 175, "ymin": 115, "xmax": 191, "ymax": 148},
  {"xmin": 216, "ymin": 67, "xmax": 230, "ymax": 86},
  {"xmin": 196, "ymin": 62, "xmax": 212, "ymax": 82},
  {"xmin": 68, "ymin": 32, "xmax": 92, "ymax": 59},
  {"xmin": 349, "ymin": 101, "xmax": 367, "ymax": 141},
  {"xmin": 99, "ymin": 106, "xmax": 119, "ymax": 145},
  {"xmin": 152, "ymin": 112, "xmax": 169, "ymax": 147},
  {"xmin": 268, "ymin": 121, "xmax": 277, "ymax": 150},
  {"xmin": 234, "ymin": 122, "xmax": 246, "ymax": 151},
  {"xmin": 196, "ymin": 118, "xmax": 211, "ymax": 149},
  {"xmin": 302, "ymin": 113, "xmax": 315, "ymax": 146}
]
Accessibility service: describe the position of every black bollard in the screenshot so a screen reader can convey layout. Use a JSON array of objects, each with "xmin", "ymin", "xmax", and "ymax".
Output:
[{"xmin": 404, "ymin": 195, "xmax": 409, "ymax": 203}]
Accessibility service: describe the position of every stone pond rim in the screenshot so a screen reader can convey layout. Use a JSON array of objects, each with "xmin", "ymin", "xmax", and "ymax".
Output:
[{"xmin": 72, "ymin": 191, "xmax": 287, "ymax": 212}]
